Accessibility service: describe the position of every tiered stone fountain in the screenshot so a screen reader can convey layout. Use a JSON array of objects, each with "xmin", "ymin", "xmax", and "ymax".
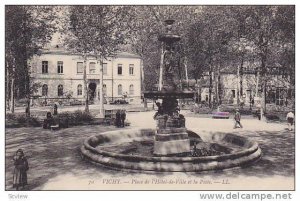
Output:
[
  {"xmin": 80, "ymin": 19, "xmax": 261, "ymax": 172},
  {"xmin": 144, "ymin": 19, "xmax": 194, "ymax": 156}
]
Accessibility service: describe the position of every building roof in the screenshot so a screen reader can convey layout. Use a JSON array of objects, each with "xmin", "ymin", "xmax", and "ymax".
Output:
[{"xmin": 39, "ymin": 46, "xmax": 141, "ymax": 59}]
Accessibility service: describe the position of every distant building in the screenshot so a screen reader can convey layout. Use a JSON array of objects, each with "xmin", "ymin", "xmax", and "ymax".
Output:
[
  {"xmin": 193, "ymin": 60, "xmax": 293, "ymax": 106},
  {"xmin": 29, "ymin": 47, "xmax": 143, "ymax": 105}
]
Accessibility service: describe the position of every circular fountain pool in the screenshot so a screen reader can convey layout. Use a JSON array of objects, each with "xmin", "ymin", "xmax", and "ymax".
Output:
[{"xmin": 80, "ymin": 129, "xmax": 261, "ymax": 172}]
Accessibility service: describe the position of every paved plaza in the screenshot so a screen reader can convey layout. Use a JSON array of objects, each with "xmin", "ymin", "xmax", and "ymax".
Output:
[{"xmin": 5, "ymin": 111, "xmax": 294, "ymax": 190}]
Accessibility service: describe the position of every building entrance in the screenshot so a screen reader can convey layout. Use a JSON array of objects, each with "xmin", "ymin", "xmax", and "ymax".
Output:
[{"xmin": 88, "ymin": 83, "xmax": 97, "ymax": 103}]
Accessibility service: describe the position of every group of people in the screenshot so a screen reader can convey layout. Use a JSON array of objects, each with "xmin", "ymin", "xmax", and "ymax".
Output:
[{"xmin": 115, "ymin": 109, "xmax": 126, "ymax": 127}]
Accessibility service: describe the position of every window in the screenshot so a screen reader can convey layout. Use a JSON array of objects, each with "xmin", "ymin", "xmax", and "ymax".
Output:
[
  {"xmin": 129, "ymin": 64, "xmax": 134, "ymax": 75},
  {"xmin": 58, "ymin": 85, "xmax": 64, "ymax": 96},
  {"xmin": 103, "ymin": 63, "xmax": 107, "ymax": 75},
  {"xmin": 57, "ymin": 61, "xmax": 63, "ymax": 74},
  {"xmin": 89, "ymin": 62, "xmax": 96, "ymax": 74},
  {"xmin": 77, "ymin": 84, "xmax": 82, "ymax": 96},
  {"xmin": 118, "ymin": 64, "xmax": 122, "ymax": 75},
  {"xmin": 118, "ymin": 84, "xmax": 122, "ymax": 95},
  {"xmin": 103, "ymin": 84, "xmax": 107, "ymax": 95},
  {"xmin": 129, "ymin": 84, "xmax": 134, "ymax": 95},
  {"xmin": 42, "ymin": 61, "xmax": 48, "ymax": 74},
  {"xmin": 42, "ymin": 84, "xmax": 48, "ymax": 96},
  {"xmin": 77, "ymin": 62, "xmax": 83, "ymax": 74}
]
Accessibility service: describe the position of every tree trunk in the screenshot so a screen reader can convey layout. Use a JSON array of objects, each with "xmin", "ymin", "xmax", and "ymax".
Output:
[
  {"xmin": 255, "ymin": 69, "xmax": 260, "ymax": 97},
  {"xmin": 184, "ymin": 56, "xmax": 189, "ymax": 89},
  {"xmin": 260, "ymin": 53, "xmax": 267, "ymax": 121},
  {"xmin": 83, "ymin": 55, "xmax": 89, "ymax": 113},
  {"xmin": 10, "ymin": 76, "xmax": 15, "ymax": 113},
  {"xmin": 140, "ymin": 58, "xmax": 148, "ymax": 110},
  {"xmin": 98, "ymin": 58, "xmax": 104, "ymax": 118},
  {"xmin": 260, "ymin": 81, "xmax": 266, "ymax": 121},
  {"xmin": 208, "ymin": 59, "xmax": 213, "ymax": 108},
  {"xmin": 218, "ymin": 73, "xmax": 222, "ymax": 105},
  {"xmin": 240, "ymin": 54, "xmax": 244, "ymax": 102},
  {"xmin": 10, "ymin": 58, "xmax": 16, "ymax": 113},
  {"xmin": 215, "ymin": 69, "xmax": 218, "ymax": 106},
  {"xmin": 237, "ymin": 63, "xmax": 240, "ymax": 106},
  {"xmin": 158, "ymin": 44, "xmax": 164, "ymax": 91},
  {"xmin": 6, "ymin": 59, "xmax": 11, "ymax": 112}
]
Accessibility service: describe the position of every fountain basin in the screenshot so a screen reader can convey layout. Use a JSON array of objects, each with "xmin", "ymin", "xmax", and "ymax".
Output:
[{"xmin": 80, "ymin": 129, "xmax": 261, "ymax": 172}]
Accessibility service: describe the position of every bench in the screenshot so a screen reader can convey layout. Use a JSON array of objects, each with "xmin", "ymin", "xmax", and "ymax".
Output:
[
  {"xmin": 50, "ymin": 124, "xmax": 60, "ymax": 131},
  {"xmin": 104, "ymin": 109, "xmax": 130, "ymax": 126},
  {"xmin": 212, "ymin": 112, "xmax": 230, "ymax": 119},
  {"xmin": 104, "ymin": 109, "xmax": 118, "ymax": 125}
]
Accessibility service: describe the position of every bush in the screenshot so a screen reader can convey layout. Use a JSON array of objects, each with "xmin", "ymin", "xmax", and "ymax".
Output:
[
  {"xmin": 57, "ymin": 110, "xmax": 93, "ymax": 126},
  {"xmin": 6, "ymin": 113, "xmax": 41, "ymax": 127}
]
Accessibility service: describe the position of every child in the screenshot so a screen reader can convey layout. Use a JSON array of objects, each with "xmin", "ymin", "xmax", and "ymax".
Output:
[{"xmin": 13, "ymin": 149, "xmax": 29, "ymax": 190}]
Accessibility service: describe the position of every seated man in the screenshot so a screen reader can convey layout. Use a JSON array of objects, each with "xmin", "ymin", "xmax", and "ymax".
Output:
[{"xmin": 43, "ymin": 112, "xmax": 54, "ymax": 129}]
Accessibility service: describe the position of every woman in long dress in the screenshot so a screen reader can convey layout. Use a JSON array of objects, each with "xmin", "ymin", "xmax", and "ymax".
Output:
[{"xmin": 13, "ymin": 149, "xmax": 29, "ymax": 190}]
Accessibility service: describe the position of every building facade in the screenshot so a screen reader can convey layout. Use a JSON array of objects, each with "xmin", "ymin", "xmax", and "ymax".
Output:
[
  {"xmin": 30, "ymin": 48, "xmax": 143, "ymax": 105},
  {"xmin": 196, "ymin": 62, "xmax": 293, "ymax": 106}
]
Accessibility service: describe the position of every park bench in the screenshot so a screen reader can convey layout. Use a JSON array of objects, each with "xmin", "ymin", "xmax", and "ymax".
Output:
[
  {"xmin": 212, "ymin": 111, "xmax": 230, "ymax": 119},
  {"xmin": 50, "ymin": 124, "xmax": 59, "ymax": 131},
  {"xmin": 104, "ymin": 109, "xmax": 118, "ymax": 125},
  {"xmin": 104, "ymin": 109, "xmax": 131, "ymax": 126}
]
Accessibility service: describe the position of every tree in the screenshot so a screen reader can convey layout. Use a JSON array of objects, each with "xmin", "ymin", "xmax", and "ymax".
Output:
[
  {"xmin": 243, "ymin": 6, "xmax": 294, "ymax": 119},
  {"xmin": 186, "ymin": 6, "xmax": 234, "ymax": 108},
  {"xmin": 64, "ymin": 6, "xmax": 130, "ymax": 115},
  {"xmin": 5, "ymin": 6, "xmax": 57, "ymax": 114}
]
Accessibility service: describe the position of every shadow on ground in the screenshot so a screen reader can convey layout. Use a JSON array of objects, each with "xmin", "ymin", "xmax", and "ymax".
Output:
[{"xmin": 5, "ymin": 125, "xmax": 294, "ymax": 190}]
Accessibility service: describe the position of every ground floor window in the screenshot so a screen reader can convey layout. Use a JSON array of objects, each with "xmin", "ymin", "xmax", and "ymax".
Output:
[
  {"xmin": 129, "ymin": 84, "xmax": 134, "ymax": 95},
  {"xmin": 42, "ymin": 84, "xmax": 48, "ymax": 96},
  {"xmin": 118, "ymin": 84, "xmax": 122, "ymax": 95},
  {"xmin": 77, "ymin": 84, "xmax": 82, "ymax": 96}
]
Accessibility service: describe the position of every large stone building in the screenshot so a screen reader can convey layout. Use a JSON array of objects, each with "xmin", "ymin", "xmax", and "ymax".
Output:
[
  {"xmin": 30, "ymin": 47, "xmax": 143, "ymax": 105},
  {"xmin": 196, "ymin": 61, "xmax": 293, "ymax": 106}
]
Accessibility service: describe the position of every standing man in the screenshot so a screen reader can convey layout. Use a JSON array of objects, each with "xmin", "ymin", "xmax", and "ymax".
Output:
[
  {"xmin": 120, "ymin": 110, "xmax": 126, "ymax": 127},
  {"xmin": 286, "ymin": 111, "xmax": 294, "ymax": 131},
  {"xmin": 234, "ymin": 109, "xmax": 243, "ymax": 129},
  {"xmin": 53, "ymin": 104, "xmax": 58, "ymax": 115},
  {"xmin": 115, "ymin": 110, "xmax": 121, "ymax": 127}
]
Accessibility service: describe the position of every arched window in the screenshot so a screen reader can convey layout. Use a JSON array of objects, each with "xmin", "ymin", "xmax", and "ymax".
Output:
[
  {"xmin": 118, "ymin": 84, "xmax": 122, "ymax": 95},
  {"xmin": 42, "ymin": 84, "xmax": 48, "ymax": 96},
  {"xmin": 77, "ymin": 84, "xmax": 82, "ymax": 96},
  {"xmin": 129, "ymin": 84, "xmax": 134, "ymax": 95},
  {"xmin": 58, "ymin": 85, "xmax": 64, "ymax": 97},
  {"xmin": 103, "ymin": 84, "xmax": 107, "ymax": 95}
]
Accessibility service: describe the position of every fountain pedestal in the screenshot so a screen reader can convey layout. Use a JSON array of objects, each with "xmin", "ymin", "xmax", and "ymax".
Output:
[
  {"xmin": 154, "ymin": 124, "xmax": 190, "ymax": 155},
  {"xmin": 152, "ymin": 97, "xmax": 191, "ymax": 156}
]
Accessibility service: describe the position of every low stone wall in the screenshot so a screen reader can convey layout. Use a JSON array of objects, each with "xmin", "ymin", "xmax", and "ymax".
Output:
[{"xmin": 81, "ymin": 129, "xmax": 261, "ymax": 172}]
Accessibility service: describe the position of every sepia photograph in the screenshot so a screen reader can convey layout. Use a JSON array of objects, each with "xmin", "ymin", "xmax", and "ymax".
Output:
[{"xmin": 4, "ymin": 4, "xmax": 295, "ymax": 193}]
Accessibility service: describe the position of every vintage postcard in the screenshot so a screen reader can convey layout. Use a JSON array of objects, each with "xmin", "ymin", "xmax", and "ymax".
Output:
[{"xmin": 4, "ymin": 4, "xmax": 295, "ymax": 193}]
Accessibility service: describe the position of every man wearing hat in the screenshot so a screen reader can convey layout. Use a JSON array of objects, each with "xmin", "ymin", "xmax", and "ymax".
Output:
[{"xmin": 234, "ymin": 108, "xmax": 243, "ymax": 129}]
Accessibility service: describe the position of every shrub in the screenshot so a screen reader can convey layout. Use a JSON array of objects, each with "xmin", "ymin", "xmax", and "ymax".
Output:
[
  {"xmin": 6, "ymin": 113, "xmax": 17, "ymax": 121},
  {"xmin": 57, "ymin": 110, "xmax": 93, "ymax": 126},
  {"xmin": 6, "ymin": 113, "xmax": 41, "ymax": 127},
  {"xmin": 73, "ymin": 110, "xmax": 93, "ymax": 124}
]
